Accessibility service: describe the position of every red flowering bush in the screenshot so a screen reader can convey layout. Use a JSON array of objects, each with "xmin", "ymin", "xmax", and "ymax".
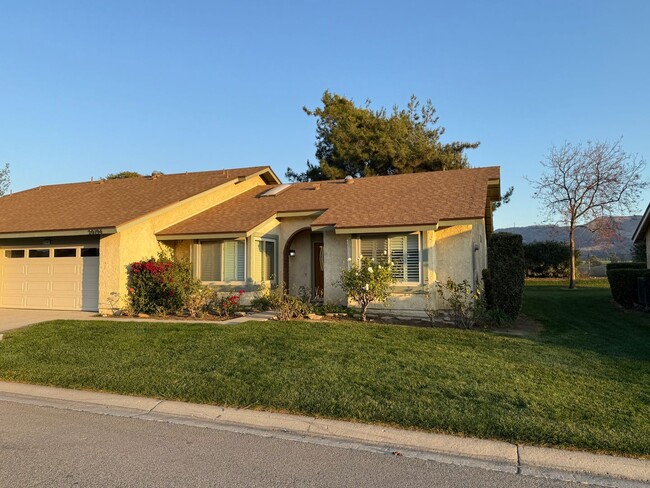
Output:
[
  {"xmin": 210, "ymin": 290, "xmax": 245, "ymax": 318},
  {"xmin": 127, "ymin": 251, "xmax": 201, "ymax": 315}
]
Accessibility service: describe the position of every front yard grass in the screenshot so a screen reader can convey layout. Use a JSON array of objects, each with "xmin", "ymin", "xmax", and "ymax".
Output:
[{"xmin": 0, "ymin": 281, "xmax": 648, "ymax": 457}]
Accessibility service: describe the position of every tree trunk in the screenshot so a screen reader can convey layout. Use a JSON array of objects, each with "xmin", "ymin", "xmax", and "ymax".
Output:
[
  {"xmin": 360, "ymin": 301, "xmax": 368, "ymax": 322},
  {"xmin": 569, "ymin": 224, "xmax": 576, "ymax": 289}
]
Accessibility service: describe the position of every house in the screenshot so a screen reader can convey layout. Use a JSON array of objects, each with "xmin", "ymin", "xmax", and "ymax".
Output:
[
  {"xmin": 0, "ymin": 165, "xmax": 501, "ymax": 316},
  {"xmin": 633, "ymin": 203, "xmax": 650, "ymax": 267}
]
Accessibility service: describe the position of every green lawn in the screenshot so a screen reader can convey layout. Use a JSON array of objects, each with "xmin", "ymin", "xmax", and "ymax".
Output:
[{"xmin": 0, "ymin": 282, "xmax": 648, "ymax": 457}]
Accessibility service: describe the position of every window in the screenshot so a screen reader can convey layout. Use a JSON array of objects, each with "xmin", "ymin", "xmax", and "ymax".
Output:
[
  {"xmin": 28, "ymin": 249, "xmax": 50, "ymax": 258},
  {"xmin": 200, "ymin": 240, "xmax": 245, "ymax": 282},
  {"xmin": 81, "ymin": 248, "xmax": 100, "ymax": 257},
  {"xmin": 360, "ymin": 233, "xmax": 420, "ymax": 284},
  {"xmin": 256, "ymin": 239, "xmax": 276, "ymax": 282},
  {"xmin": 4, "ymin": 250, "xmax": 25, "ymax": 258},
  {"xmin": 54, "ymin": 248, "xmax": 77, "ymax": 258}
]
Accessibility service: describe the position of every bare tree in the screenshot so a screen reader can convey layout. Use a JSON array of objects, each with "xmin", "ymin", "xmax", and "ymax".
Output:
[
  {"xmin": 531, "ymin": 140, "xmax": 648, "ymax": 289},
  {"xmin": 0, "ymin": 164, "xmax": 9, "ymax": 197}
]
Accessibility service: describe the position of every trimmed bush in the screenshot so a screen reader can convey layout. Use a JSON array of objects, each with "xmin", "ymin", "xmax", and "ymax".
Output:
[
  {"xmin": 128, "ymin": 251, "xmax": 202, "ymax": 315},
  {"xmin": 484, "ymin": 233, "xmax": 525, "ymax": 319},
  {"xmin": 606, "ymin": 268, "xmax": 646, "ymax": 308},
  {"xmin": 523, "ymin": 241, "xmax": 576, "ymax": 278},
  {"xmin": 606, "ymin": 262, "xmax": 646, "ymax": 271}
]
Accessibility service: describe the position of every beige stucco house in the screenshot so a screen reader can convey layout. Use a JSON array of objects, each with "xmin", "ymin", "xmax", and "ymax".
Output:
[
  {"xmin": 633, "ymin": 203, "xmax": 650, "ymax": 267},
  {"xmin": 0, "ymin": 165, "xmax": 501, "ymax": 316}
]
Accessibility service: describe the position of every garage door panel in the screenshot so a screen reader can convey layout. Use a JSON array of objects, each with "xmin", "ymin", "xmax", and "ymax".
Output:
[
  {"xmin": 25, "ymin": 296, "xmax": 50, "ymax": 308},
  {"xmin": 25, "ymin": 281, "xmax": 51, "ymax": 292},
  {"xmin": 0, "ymin": 247, "xmax": 99, "ymax": 311},
  {"xmin": 2, "ymin": 263, "xmax": 26, "ymax": 276},
  {"xmin": 1, "ymin": 281, "xmax": 25, "ymax": 292},
  {"xmin": 52, "ymin": 263, "xmax": 80, "ymax": 275},
  {"xmin": 52, "ymin": 281, "xmax": 79, "ymax": 292},
  {"xmin": 25, "ymin": 264, "xmax": 51, "ymax": 275},
  {"xmin": 0, "ymin": 296, "xmax": 26, "ymax": 307},
  {"xmin": 51, "ymin": 297, "xmax": 79, "ymax": 310}
]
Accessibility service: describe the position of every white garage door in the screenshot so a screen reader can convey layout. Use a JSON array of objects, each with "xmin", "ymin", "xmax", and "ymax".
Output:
[{"xmin": 0, "ymin": 246, "xmax": 100, "ymax": 311}]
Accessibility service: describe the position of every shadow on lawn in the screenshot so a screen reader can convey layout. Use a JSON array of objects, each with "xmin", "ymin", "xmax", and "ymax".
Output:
[{"xmin": 521, "ymin": 285, "xmax": 650, "ymax": 362}]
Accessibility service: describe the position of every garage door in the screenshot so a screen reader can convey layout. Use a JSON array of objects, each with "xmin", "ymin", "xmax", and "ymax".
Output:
[{"xmin": 0, "ymin": 246, "xmax": 100, "ymax": 311}]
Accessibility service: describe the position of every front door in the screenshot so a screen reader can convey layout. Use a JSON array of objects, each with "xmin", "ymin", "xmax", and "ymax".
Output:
[{"xmin": 313, "ymin": 242, "xmax": 324, "ymax": 298}]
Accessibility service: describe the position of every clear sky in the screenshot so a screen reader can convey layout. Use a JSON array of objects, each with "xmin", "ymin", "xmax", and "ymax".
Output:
[{"xmin": 1, "ymin": 0, "xmax": 649, "ymax": 228}]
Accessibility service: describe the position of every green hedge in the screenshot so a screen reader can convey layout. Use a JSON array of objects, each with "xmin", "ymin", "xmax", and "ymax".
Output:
[
  {"xmin": 523, "ymin": 240, "xmax": 574, "ymax": 278},
  {"xmin": 606, "ymin": 262, "xmax": 646, "ymax": 271},
  {"xmin": 484, "ymin": 233, "xmax": 525, "ymax": 319},
  {"xmin": 606, "ymin": 268, "xmax": 646, "ymax": 308}
]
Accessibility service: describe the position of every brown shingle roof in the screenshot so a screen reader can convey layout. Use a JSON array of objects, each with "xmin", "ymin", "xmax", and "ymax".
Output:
[
  {"xmin": 0, "ymin": 166, "xmax": 273, "ymax": 235},
  {"xmin": 158, "ymin": 166, "xmax": 501, "ymax": 235}
]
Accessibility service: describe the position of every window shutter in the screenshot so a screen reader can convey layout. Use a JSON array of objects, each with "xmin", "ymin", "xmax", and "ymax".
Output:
[
  {"xmin": 255, "ymin": 240, "xmax": 275, "ymax": 281},
  {"xmin": 360, "ymin": 237, "xmax": 388, "ymax": 262},
  {"xmin": 389, "ymin": 236, "xmax": 405, "ymax": 281},
  {"xmin": 406, "ymin": 233, "xmax": 419, "ymax": 282},
  {"xmin": 200, "ymin": 242, "xmax": 221, "ymax": 281},
  {"xmin": 223, "ymin": 240, "xmax": 245, "ymax": 282}
]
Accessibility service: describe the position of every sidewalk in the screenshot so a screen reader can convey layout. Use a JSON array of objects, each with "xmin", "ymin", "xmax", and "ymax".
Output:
[{"xmin": 0, "ymin": 381, "xmax": 647, "ymax": 486}]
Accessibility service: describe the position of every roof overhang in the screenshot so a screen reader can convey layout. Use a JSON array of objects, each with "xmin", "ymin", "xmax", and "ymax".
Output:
[
  {"xmin": 437, "ymin": 218, "xmax": 484, "ymax": 227},
  {"xmin": 157, "ymin": 232, "xmax": 246, "ymax": 241},
  {"xmin": 0, "ymin": 227, "xmax": 117, "ymax": 240},
  {"xmin": 632, "ymin": 203, "xmax": 650, "ymax": 243},
  {"xmin": 333, "ymin": 224, "xmax": 439, "ymax": 235}
]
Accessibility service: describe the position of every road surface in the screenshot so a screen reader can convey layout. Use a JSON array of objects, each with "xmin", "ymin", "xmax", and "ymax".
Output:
[{"xmin": 0, "ymin": 401, "xmax": 595, "ymax": 487}]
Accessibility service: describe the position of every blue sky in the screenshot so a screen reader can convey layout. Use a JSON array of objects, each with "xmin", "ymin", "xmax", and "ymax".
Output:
[{"xmin": 1, "ymin": 0, "xmax": 648, "ymax": 228}]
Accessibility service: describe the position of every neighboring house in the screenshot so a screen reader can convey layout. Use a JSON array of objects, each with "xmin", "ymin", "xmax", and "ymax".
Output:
[
  {"xmin": 0, "ymin": 165, "xmax": 501, "ymax": 316},
  {"xmin": 632, "ymin": 203, "xmax": 650, "ymax": 267}
]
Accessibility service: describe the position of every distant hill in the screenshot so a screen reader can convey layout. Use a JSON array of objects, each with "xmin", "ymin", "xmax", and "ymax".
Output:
[{"xmin": 496, "ymin": 216, "xmax": 642, "ymax": 259}]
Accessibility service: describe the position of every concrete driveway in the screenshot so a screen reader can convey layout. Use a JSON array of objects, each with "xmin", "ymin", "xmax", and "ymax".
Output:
[{"xmin": 0, "ymin": 309, "xmax": 97, "ymax": 333}]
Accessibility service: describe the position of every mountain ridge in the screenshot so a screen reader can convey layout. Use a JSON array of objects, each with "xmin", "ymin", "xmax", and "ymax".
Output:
[{"xmin": 496, "ymin": 216, "xmax": 642, "ymax": 259}]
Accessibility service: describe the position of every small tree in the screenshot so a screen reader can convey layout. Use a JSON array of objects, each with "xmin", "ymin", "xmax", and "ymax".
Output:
[
  {"xmin": 530, "ymin": 140, "xmax": 648, "ymax": 289},
  {"xmin": 338, "ymin": 257, "xmax": 394, "ymax": 322},
  {"xmin": 104, "ymin": 171, "xmax": 142, "ymax": 180},
  {"xmin": 0, "ymin": 163, "xmax": 9, "ymax": 197}
]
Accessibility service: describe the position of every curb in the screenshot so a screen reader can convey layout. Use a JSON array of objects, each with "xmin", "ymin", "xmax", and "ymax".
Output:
[{"xmin": 0, "ymin": 381, "xmax": 648, "ymax": 486}]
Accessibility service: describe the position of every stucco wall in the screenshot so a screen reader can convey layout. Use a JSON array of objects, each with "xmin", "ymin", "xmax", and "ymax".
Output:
[
  {"xmin": 98, "ymin": 174, "xmax": 267, "ymax": 311},
  {"xmin": 435, "ymin": 225, "xmax": 474, "ymax": 287},
  {"xmin": 361, "ymin": 222, "xmax": 486, "ymax": 318}
]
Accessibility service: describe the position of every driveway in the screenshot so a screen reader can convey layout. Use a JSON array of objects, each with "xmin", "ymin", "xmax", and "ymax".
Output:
[{"xmin": 0, "ymin": 309, "xmax": 97, "ymax": 333}]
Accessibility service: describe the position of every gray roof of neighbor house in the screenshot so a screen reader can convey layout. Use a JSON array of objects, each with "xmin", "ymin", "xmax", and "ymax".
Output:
[
  {"xmin": 158, "ymin": 166, "xmax": 501, "ymax": 236},
  {"xmin": 0, "ymin": 166, "xmax": 278, "ymax": 235}
]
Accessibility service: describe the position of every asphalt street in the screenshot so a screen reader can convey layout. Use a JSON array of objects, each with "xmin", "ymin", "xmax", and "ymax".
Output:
[{"xmin": 0, "ymin": 401, "xmax": 596, "ymax": 488}]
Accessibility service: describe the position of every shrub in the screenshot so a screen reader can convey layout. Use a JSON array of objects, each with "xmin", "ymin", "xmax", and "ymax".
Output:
[
  {"xmin": 209, "ymin": 290, "xmax": 245, "ymax": 318},
  {"xmin": 484, "ymin": 233, "xmax": 525, "ymax": 320},
  {"xmin": 523, "ymin": 241, "xmax": 576, "ymax": 278},
  {"xmin": 606, "ymin": 267, "xmax": 647, "ymax": 308},
  {"xmin": 185, "ymin": 287, "xmax": 213, "ymax": 318},
  {"xmin": 249, "ymin": 284, "xmax": 317, "ymax": 319},
  {"xmin": 433, "ymin": 279, "xmax": 483, "ymax": 328},
  {"xmin": 127, "ymin": 251, "xmax": 202, "ymax": 315},
  {"xmin": 606, "ymin": 262, "xmax": 646, "ymax": 271},
  {"xmin": 337, "ymin": 257, "xmax": 395, "ymax": 322}
]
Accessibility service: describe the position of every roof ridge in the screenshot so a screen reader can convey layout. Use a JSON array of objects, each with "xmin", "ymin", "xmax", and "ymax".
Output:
[{"xmin": 7, "ymin": 165, "xmax": 272, "ymax": 195}]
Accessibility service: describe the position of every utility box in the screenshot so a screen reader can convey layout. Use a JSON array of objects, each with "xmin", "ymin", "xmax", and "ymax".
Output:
[{"xmin": 638, "ymin": 277, "xmax": 649, "ymax": 307}]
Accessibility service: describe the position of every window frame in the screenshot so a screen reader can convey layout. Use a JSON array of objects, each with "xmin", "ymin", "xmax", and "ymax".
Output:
[
  {"xmin": 358, "ymin": 232, "xmax": 422, "ymax": 286},
  {"xmin": 197, "ymin": 238, "xmax": 247, "ymax": 285},
  {"xmin": 254, "ymin": 237, "xmax": 277, "ymax": 284}
]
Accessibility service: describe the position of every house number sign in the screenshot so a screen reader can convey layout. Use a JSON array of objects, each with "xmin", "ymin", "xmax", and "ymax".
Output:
[{"xmin": 87, "ymin": 229, "xmax": 103, "ymax": 235}]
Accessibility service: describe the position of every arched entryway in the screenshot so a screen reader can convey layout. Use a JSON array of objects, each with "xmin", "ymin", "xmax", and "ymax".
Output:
[{"xmin": 283, "ymin": 228, "xmax": 324, "ymax": 298}]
